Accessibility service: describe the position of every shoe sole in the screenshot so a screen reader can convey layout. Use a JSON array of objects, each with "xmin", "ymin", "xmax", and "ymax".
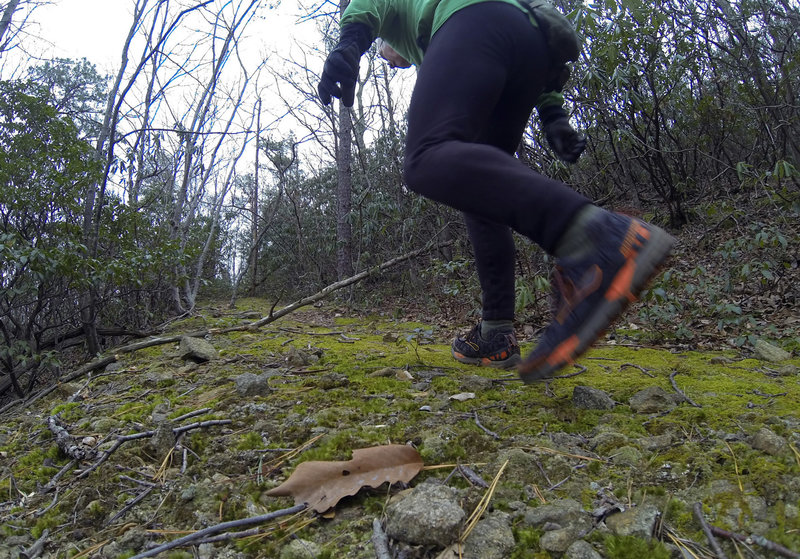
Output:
[
  {"xmin": 518, "ymin": 220, "xmax": 675, "ymax": 383},
  {"xmin": 452, "ymin": 349, "xmax": 522, "ymax": 370}
]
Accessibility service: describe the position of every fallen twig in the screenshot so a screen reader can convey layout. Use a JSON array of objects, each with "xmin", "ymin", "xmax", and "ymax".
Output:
[
  {"xmin": 692, "ymin": 502, "xmax": 727, "ymax": 559},
  {"xmin": 129, "ymin": 504, "xmax": 308, "ymax": 559},
  {"xmin": 457, "ymin": 463, "xmax": 489, "ymax": 488},
  {"xmin": 47, "ymin": 416, "xmax": 97, "ymax": 461},
  {"xmin": 19, "ymin": 528, "xmax": 49, "ymax": 559},
  {"xmin": 709, "ymin": 525, "xmax": 800, "ymax": 559},
  {"xmin": 78, "ymin": 419, "xmax": 231, "ymax": 479},
  {"xmin": 472, "ymin": 411, "xmax": 499, "ymax": 440},
  {"xmin": 371, "ymin": 518, "xmax": 392, "ymax": 559},
  {"xmin": 620, "ymin": 362, "xmax": 656, "ymax": 378},
  {"xmin": 248, "ymin": 240, "xmax": 455, "ymax": 330},
  {"xmin": 670, "ymin": 370, "xmax": 702, "ymax": 408},
  {"xmin": 39, "ymin": 459, "xmax": 77, "ymax": 494},
  {"xmin": 106, "ymin": 485, "xmax": 156, "ymax": 526}
]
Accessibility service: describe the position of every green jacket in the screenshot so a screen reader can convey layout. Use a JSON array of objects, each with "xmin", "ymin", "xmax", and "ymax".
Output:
[{"xmin": 341, "ymin": 0, "xmax": 564, "ymax": 110}]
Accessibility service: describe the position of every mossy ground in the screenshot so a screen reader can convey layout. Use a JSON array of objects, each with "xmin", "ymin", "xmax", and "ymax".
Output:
[{"xmin": 1, "ymin": 300, "xmax": 799, "ymax": 557}]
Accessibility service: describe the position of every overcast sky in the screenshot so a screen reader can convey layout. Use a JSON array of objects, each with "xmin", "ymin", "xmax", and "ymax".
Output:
[{"xmin": 17, "ymin": 0, "xmax": 314, "ymax": 75}]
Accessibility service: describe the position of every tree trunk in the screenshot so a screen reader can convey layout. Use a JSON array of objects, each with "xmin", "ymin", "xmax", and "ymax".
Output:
[{"xmin": 335, "ymin": 0, "xmax": 354, "ymax": 281}]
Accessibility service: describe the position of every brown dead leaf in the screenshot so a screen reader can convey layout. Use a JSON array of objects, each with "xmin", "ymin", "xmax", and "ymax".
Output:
[{"xmin": 265, "ymin": 444, "xmax": 424, "ymax": 513}]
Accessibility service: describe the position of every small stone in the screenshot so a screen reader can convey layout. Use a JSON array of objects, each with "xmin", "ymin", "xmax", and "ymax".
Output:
[
  {"xmin": 710, "ymin": 356, "xmax": 733, "ymax": 365},
  {"xmin": 179, "ymin": 336, "xmax": 218, "ymax": 362},
  {"xmin": 239, "ymin": 311, "xmax": 262, "ymax": 319},
  {"xmin": 629, "ymin": 386, "xmax": 678, "ymax": 413},
  {"xmin": 605, "ymin": 504, "xmax": 660, "ymax": 538},
  {"xmin": 639, "ymin": 433, "xmax": 673, "ymax": 451},
  {"xmin": 610, "ymin": 445, "xmax": 643, "ymax": 466},
  {"xmin": 540, "ymin": 527, "xmax": 579, "ymax": 553},
  {"xmin": 777, "ymin": 364, "xmax": 798, "ymax": 376},
  {"xmin": 753, "ymin": 339, "xmax": 791, "ymax": 362},
  {"xmin": 565, "ymin": 540, "xmax": 604, "ymax": 559},
  {"xmin": 385, "ymin": 482, "xmax": 465, "ymax": 546},
  {"xmin": 317, "ymin": 372, "xmax": 349, "ymax": 389},
  {"xmin": 460, "ymin": 375, "xmax": 494, "ymax": 392},
  {"xmin": 462, "ymin": 511, "xmax": 515, "ymax": 559},
  {"xmin": 280, "ymin": 538, "xmax": 321, "ymax": 559},
  {"xmin": 572, "ymin": 386, "xmax": 616, "ymax": 410},
  {"xmin": 749, "ymin": 427, "xmax": 786, "ymax": 456},
  {"xmin": 235, "ymin": 372, "xmax": 272, "ymax": 397}
]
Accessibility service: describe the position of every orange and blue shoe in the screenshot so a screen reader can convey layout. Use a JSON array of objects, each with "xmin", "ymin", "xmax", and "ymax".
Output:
[
  {"xmin": 518, "ymin": 212, "xmax": 675, "ymax": 383},
  {"xmin": 452, "ymin": 322, "xmax": 522, "ymax": 369}
]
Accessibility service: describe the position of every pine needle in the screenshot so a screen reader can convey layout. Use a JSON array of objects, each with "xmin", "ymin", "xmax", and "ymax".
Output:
[
  {"xmin": 723, "ymin": 441, "xmax": 743, "ymax": 492},
  {"xmin": 789, "ymin": 443, "xmax": 800, "ymax": 468},
  {"xmin": 460, "ymin": 459, "xmax": 508, "ymax": 543}
]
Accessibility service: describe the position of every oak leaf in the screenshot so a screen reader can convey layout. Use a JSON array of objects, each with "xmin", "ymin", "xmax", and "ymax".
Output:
[{"xmin": 266, "ymin": 444, "xmax": 423, "ymax": 512}]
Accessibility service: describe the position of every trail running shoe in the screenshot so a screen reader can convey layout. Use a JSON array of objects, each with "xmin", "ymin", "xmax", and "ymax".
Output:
[
  {"xmin": 452, "ymin": 322, "xmax": 521, "ymax": 369},
  {"xmin": 518, "ymin": 212, "xmax": 675, "ymax": 383}
]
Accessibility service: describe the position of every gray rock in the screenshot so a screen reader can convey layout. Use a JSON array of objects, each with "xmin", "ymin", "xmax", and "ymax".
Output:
[
  {"xmin": 523, "ymin": 498, "xmax": 593, "ymax": 548},
  {"xmin": 605, "ymin": 504, "xmax": 660, "ymax": 538},
  {"xmin": 180, "ymin": 336, "xmax": 218, "ymax": 362},
  {"xmin": 317, "ymin": 372, "xmax": 349, "ymax": 389},
  {"xmin": 239, "ymin": 311, "xmax": 262, "ymax": 319},
  {"xmin": 610, "ymin": 445, "xmax": 643, "ymax": 466},
  {"xmin": 777, "ymin": 364, "xmax": 798, "ymax": 376},
  {"xmin": 639, "ymin": 433, "xmax": 673, "ymax": 452},
  {"xmin": 750, "ymin": 427, "xmax": 786, "ymax": 456},
  {"xmin": 753, "ymin": 339, "xmax": 791, "ymax": 362},
  {"xmin": 462, "ymin": 512, "xmax": 515, "ymax": 559},
  {"xmin": 629, "ymin": 386, "xmax": 678, "ymax": 413},
  {"xmin": 540, "ymin": 527, "xmax": 579, "ymax": 553},
  {"xmin": 148, "ymin": 422, "xmax": 176, "ymax": 456},
  {"xmin": 590, "ymin": 431, "xmax": 629, "ymax": 453},
  {"xmin": 572, "ymin": 386, "xmax": 616, "ymax": 410},
  {"xmin": 280, "ymin": 538, "xmax": 321, "ymax": 559},
  {"xmin": 385, "ymin": 482, "xmax": 465, "ymax": 546},
  {"xmin": 565, "ymin": 540, "xmax": 604, "ymax": 559},
  {"xmin": 460, "ymin": 375, "xmax": 494, "ymax": 392},
  {"xmin": 235, "ymin": 373, "xmax": 272, "ymax": 397}
]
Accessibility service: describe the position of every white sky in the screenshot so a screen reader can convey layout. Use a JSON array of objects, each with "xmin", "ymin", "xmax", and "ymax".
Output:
[{"xmin": 16, "ymin": 0, "xmax": 316, "ymax": 75}]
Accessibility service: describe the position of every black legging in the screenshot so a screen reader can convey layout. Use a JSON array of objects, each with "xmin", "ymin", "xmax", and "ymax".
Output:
[{"xmin": 403, "ymin": 1, "xmax": 589, "ymax": 321}]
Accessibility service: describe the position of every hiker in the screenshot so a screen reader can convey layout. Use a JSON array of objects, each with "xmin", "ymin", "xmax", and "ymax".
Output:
[{"xmin": 317, "ymin": 0, "xmax": 675, "ymax": 382}]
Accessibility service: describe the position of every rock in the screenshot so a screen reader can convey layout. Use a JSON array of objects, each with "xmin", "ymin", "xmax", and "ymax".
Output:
[
  {"xmin": 565, "ymin": 540, "xmax": 604, "ymax": 559},
  {"xmin": 639, "ymin": 433, "xmax": 673, "ymax": 452},
  {"xmin": 629, "ymin": 386, "xmax": 678, "ymax": 413},
  {"xmin": 235, "ymin": 373, "xmax": 272, "ymax": 397},
  {"xmin": 605, "ymin": 504, "xmax": 660, "ymax": 538},
  {"xmin": 540, "ymin": 527, "xmax": 581, "ymax": 553},
  {"xmin": 148, "ymin": 422, "xmax": 176, "ymax": 456},
  {"xmin": 523, "ymin": 499, "xmax": 592, "ymax": 540},
  {"xmin": 180, "ymin": 336, "xmax": 218, "ymax": 362},
  {"xmin": 590, "ymin": 431, "xmax": 629, "ymax": 454},
  {"xmin": 753, "ymin": 339, "xmax": 791, "ymax": 362},
  {"xmin": 749, "ymin": 427, "xmax": 786, "ymax": 456},
  {"xmin": 572, "ymin": 386, "xmax": 616, "ymax": 410},
  {"xmin": 610, "ymin": 445, "xmax": 643, "ymax": 466},
  {"xmin": 462, "ymin": 512, "xmax": 515, "ymax": 559},
  {"xmin": 239, "ymin": 311, "xmax": 262, "ymax": 319},
  {"xmin": 385, "ymin": 482, "xmax": 465, "ymax": 546},
  {"xmin": 280, "ymin": 538, "xmax": 321, "ymax": 559},
  {"xmin": 284, "ymin": 346, "xmax": 321, "ymax": 367},
  {"xmin": 460, "ymin": 375, "xmax": 494, "ymax": 392},
  {"xmin": 776, "ymin": 364, "xmax": 798, "ymax": 376},
  {"xmin": 317, "ymin": 372, "xmax": 349, "ymax": 389}
]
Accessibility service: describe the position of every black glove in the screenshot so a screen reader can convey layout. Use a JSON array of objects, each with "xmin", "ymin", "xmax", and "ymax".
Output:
[
  {"xmin": 318, "ymin": 23, "xmax": 373, "ymax": 107},
  {"xmin": 539, "ymin": 105, "xmax": 586, "ymax": 163}
]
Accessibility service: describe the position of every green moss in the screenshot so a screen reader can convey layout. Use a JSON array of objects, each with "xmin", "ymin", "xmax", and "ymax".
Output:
[
  {"xmin": 511, "ymin": 526, "xmax": 546, "ymax": 559},
  {"xmin": 604, "ymin": 534, "xmax": 671, "ymax": 559},
  {"xmin": 237, "ymin": 431, "xmax": 264, "ymax": 450}
]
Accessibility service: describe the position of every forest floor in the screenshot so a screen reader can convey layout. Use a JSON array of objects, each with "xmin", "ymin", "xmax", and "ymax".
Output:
[{"xmin": 1, "ymin": 211, "xmax": 800, "ymax": 559}]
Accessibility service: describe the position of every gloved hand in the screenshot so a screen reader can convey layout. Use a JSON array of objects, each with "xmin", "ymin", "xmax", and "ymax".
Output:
[
  {"xmin": 544, "ymin": 117, "xmax": 586, "ymax": 163},
  {"xmin": 318, "ymin": 23, "xmax": 373, "ymax": 107}
]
